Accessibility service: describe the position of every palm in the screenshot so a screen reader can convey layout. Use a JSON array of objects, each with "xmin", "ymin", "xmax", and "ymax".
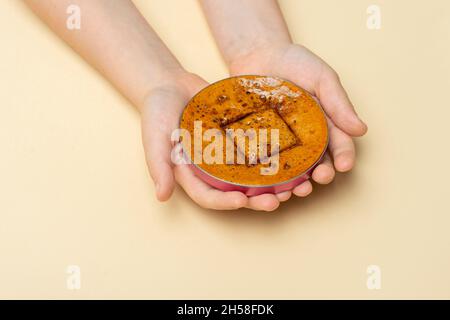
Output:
[{"xmin": 231, "ymin": 44, "xmax": 323, "ymax": 93}]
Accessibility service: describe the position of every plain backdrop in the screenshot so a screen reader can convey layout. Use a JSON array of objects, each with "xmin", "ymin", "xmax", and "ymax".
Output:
[{"xmin": 0, "ymin": 0, "xmax": 449, "ymax": 299}]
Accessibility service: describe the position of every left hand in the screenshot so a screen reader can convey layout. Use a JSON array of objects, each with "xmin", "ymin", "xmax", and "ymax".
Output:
[{"xmin": 141, "ymin": 72, "xmax": 291, "ymax": 211}]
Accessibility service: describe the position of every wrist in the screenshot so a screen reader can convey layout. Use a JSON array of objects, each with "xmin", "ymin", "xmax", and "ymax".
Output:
[
  {"xmin": 139, "ymin": 70, "xmax": 207, "ymax": 116},
  {"xmin": 138, "ymin": 68, "xmax": 192, "ymax": 112}
]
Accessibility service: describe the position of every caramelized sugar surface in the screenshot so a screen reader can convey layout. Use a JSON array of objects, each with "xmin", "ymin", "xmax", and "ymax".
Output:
[{"xmin": 180, "ymin": 76, "xmax": 328, "ymax": 186}]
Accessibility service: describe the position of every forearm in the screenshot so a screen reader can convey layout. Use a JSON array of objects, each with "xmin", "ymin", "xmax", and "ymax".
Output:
[
  {"xmin": 25, "ymin": 0, "xmax": 185, "ymax": 110},
  {"xmin": 200, "ymin": 0, "xmax": 292, "ymax": 70}
]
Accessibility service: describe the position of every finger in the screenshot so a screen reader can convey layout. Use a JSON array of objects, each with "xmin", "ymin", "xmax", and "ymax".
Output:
[
  {"xmin": 318, "ymin": 69, "xmax": 367, "ymax": 137},
  {"xmin": 174, "ymin": 163, "xmax": 248, "ymax": 210},
  {"xmin": 293, "ymin": 180, "xmax": 313, "ymax": 197},
  {"xmin": 276, "ymin": 191, "xmax": 292, "ymax": 202},
  {"xmin": 245, "ymin": 194, "xmax": 280, "ymax": 212},
  {"xmin": 311, "ymin": 152, "xmax": 335, "ymax": 184},
  {"xmin": 328, "ymin": 120, "xmax": 356, "ymax": 172}
]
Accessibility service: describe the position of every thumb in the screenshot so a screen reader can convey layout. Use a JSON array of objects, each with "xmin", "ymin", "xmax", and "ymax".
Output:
[
  {"xmin": 141, "ymin": 88, "xmax": 182, "ymax": 201},
  {"xmin": 318, "ymin": 69, "xmax": 368, "ymax": 137}
]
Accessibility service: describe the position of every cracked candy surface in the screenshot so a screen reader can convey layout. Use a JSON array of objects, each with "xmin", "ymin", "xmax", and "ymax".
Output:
[
  {"xmin": 180, "ymin": 76, "xmax": 328, "ymax": 186},
  {"xmin": 225, "ymin": 108, "xmax": 298, "ymax": 163}
]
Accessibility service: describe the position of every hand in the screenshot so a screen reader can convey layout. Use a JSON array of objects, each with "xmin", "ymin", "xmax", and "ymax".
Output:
[
  {"xmin": 228, "ymin": 43, "xmax": 368, "ymax": 197},
  {"xmin": 141, "ymin": 73, "xmax": 291, "ymax": 211}
]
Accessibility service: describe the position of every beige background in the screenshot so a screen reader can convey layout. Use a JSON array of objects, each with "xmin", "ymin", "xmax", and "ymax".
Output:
[{"xmin": 0, "ymin": 0, "xmax": 449, "ymax": 299}]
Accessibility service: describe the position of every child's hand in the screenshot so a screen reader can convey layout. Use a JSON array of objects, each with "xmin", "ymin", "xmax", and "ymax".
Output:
[
  {"xmin": 200, "ymin": 0, "xmax": 368, "ymax": 198},
  {"xmin": 141, "ymin": 73, "xmax": 292, "ymax": 211},
  {"xmin": 227, "ymin": 43, "xmax": 368, "ymax": 196}
]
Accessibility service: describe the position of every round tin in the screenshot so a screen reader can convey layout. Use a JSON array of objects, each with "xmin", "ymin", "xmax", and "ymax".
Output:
[{"xmin": 179, "ymin": 76, "xmax": 329, "ymax": 196}]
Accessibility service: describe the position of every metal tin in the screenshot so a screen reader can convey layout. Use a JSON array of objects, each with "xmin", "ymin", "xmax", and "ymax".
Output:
[
  {"xmin": 180, "ymin": 76, "xmax": 329, "ymax": 196},
  {"xmin": 188, "ymin": 158, "xmax": 321, "ymax": 196}
]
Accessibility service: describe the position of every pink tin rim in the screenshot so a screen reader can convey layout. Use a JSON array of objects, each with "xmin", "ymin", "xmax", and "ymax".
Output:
[{"xmin": 177, "ymin": 75, "xmax": 329, "ymax": 195}]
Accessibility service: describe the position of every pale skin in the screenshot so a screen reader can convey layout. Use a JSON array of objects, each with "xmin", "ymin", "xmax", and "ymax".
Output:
[{"xmin": 25, "ymin": 0, "xmax": 367, "ymax": 212}]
